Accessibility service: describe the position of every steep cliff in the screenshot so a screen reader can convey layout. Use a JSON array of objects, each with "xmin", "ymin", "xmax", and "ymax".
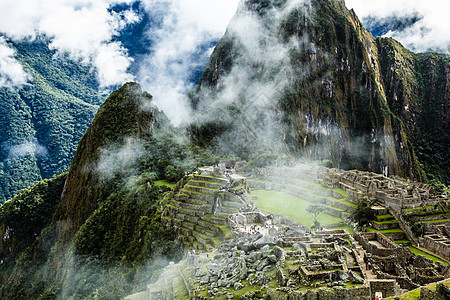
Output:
[
  {"xmin": 377, "ymin": 38, "xmax": 449, "ymax": 184},
  {"xmin": 192, "ymin": 0, "xmax": 449, "ymax": 183},
  {"xmin": 57, "ymin": 82, "xmax": 157, "ymax": 241}
]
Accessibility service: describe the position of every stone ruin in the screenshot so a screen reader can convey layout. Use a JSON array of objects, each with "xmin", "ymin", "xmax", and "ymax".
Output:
[
  {"xmin": 152, "ymin": 163, "xmax": 450, "ymax": 299},
  {"xmin": 420, "ymin": 225, "xmax": 450, "ymax": 261},
  {"xmin": 189, "ymin": 229, "xmax": 373, "ymax": 299},
  {"xmin": 161, "ymin": 166, "xmax": 250, "ymax": 251},
  {"xmin": 354, "ymin": 231, "xmax": 448, "ymax": 291},
  {"xmin": 320, "ymin": 168, "xmax": 448, "ymax": 210},
  {"xmin": 320, "ymin": 167, "xmax": 450, "ymax": 262}
]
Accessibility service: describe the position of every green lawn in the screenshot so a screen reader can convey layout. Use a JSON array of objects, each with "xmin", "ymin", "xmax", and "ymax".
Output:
[
  {"xmin": 373, "ymin": 219, "xmax": 398, "ymax": 224},
  {"xmin": 386, "ymin": 278, "xmax": 450, "ymax": 299},
  {"xmin": 154, "ymin": 180, "xmax": 175, "ymax": 188},
  {"xmin": 251, "ymin": 190, "xmax": 344, "ymax": 228},
  {"xmin": 332, "ymin": 226, "xmax": 354, "ymax": 234},
  {"xmin": 408, "ymin": 246, "xmax": 449, "ymax": 265},
  {"xmin": 403, "ymin": 205, "xmax": 434, "ymax": 212},
  {"xmin": 421, "ymin": 219, "xmax": 450, "ymax": 223},
  {"xmin": 366, "ymin": 227, "xmax": 403, "ymax": 234},
  {"xmin": 376, "ymin": 214, "xmax": 394, "ymax": 219},
  {"xmin": 293, "ymin": 178, "xmax": 347, "ymax": 197},
  {"xmin": 334, "ymin": 198, "xmax": 358, "ymax": 208},
  {"xmin": 394, "ymin": 240, "xmax": 411, "ymax": 244}
]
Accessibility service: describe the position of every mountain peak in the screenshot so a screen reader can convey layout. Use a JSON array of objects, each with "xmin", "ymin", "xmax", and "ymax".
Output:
[{"xmin": 57, "ymin": 82, "xmax": 158, "ymax": 241}]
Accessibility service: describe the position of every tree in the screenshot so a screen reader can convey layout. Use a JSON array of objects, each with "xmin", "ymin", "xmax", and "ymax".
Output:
[
  {"xmin": 164, "ymin": 165, "xmax": 184, "ymax": 183},
  {"xmin": 351, "ymin": 198, "xmax": 376, "ymax": 228},
  {"xmin": 306, "ymin": 205, "xmax": 326, "ymax": 229}
]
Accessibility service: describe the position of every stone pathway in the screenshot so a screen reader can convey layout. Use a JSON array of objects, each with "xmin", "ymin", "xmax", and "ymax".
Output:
[{"xmin": 353, "ymin": 240, "xmax": 378, "ymax": 280}]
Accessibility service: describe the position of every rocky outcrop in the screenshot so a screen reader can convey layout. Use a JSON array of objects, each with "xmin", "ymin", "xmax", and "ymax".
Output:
[{"xmin": 192, "ymin": 0, "xmax": 449, "ymax": 184}]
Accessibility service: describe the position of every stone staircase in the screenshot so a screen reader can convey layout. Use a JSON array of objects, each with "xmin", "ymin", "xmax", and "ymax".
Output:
[
  {"xmin": 402, "ymin": 206, "xmax": 450, "ymax": 235},
  {"xmin": 162, "ymin": 174, "xmax": 246, "ymax": 250},
  {"xmin": 366, "ymin": 212, "xmax": 407, "ymax": 242}
]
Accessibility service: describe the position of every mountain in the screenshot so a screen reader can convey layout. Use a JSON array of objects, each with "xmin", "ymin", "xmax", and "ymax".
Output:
[
  {"xmin": 191, "ymin": 0, "xmax": 449, "ymax": 185},
  {"xmin": 0, "ymin": 0, "xmax": 448, "ymax": 299},
  {"xmin": 0, "ymin": 38, "xmax": 103, "ymax": 203},
  {"xmin": 0, "ymin": 83, "xmax": 193, "ymax": 298}
]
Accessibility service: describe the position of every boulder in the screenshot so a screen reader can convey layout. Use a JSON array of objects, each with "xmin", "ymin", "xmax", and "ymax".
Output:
[
  {"xmin": 194, "ymin": 268, "xmax": 206, "ymax": 277},
  {"xmin": 274, "ymin": 246, "xmax": 285, "ymax": 260},
  {"xmin": 267, "ymin": 255, "xmax": 277, "ymax": 264},
  {"xmin": 207, "ymin": 263, "xmax": 222, "ymax": 276},
  {"xmin": 349, "ymin": 271, "xmax": 364, "ymax": 284},
  {"xmin": 200, "ymin": 275, "xmax": 210, "ymax": 285},
  {"xmin": 238, "ymin": 242, "xmax": 256, "ymax": 253},
  {"xmin": 234, "ymin": 282, "xmax": 244, "ymax": 290},
  {"xmin": 253, "ymin": 235, "xmax": 279, "ymax": 249}
]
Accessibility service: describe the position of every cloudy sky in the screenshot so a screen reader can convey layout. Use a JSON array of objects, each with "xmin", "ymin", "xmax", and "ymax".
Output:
[
  {"xmin": 0, "ymin": 0, "xmax": 448, "ymax": 122},
  {"xmin": 346, "ymin": 0, "xmax": 450, "ymax": 53}
]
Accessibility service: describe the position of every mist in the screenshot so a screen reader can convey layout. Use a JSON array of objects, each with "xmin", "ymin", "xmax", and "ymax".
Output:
[
  {"xmin": 96, "ymin": 137, "xmax": 145, "ymax": 182},
  {"xmin": 189, "ymin": 0, "xmax": 321, "ymax": 159},
  {"xmin": 2, "ymin": 140, "xmax": 48, "ymax": 160},
  {"xmin": 0, "ymin": 37, "xmax": 30, "ymax": 87}
]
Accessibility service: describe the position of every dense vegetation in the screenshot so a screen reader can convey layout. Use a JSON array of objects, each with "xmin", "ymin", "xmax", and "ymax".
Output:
[
  {"xmin": 0, "ymin": 38, "xmax": 103, "ymax": 203},
  {"xmin": 0, "ymin": 173, "xmax": 67, "ymax": 259},
  {"xmin": 377, "ymin": 38, "xmax": 450, "ymax": 185},
  {"xmin": 0, "ymin": 172, "xmax": 182, "ymax": 299},
  {"xmin": 0, "ymin": 82, "xmax": 219, "ymax": 299},
  {"xmin": 0, "ymin": 0, "xmax": 448, "ymax": 298}
]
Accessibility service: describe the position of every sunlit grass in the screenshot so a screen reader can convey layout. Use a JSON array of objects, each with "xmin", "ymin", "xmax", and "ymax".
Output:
[
  {"xmin": 385, "ymin": 279, "xmax": 450, "ymax": 299},
  {"xmin": 408, "ymin": 246, "xmax": 449, "ymax": 265},
  {"xmin": 251, "ymin": 190, "xmax": 344, "ymax": 227},
  {"xmin": 154, "ymin": 180, "xmax": 175, "ymax": 188}
]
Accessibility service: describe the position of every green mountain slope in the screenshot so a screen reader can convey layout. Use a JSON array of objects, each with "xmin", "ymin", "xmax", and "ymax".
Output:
[
  {"xmin": 0, "ymin": 0, "xmax": 448, "ymax": 298},
  {"xmin": 0, "ymin": 39, "xmax": 102, "ymax": 203},
  {"xmin": 0, "ymin": 82, "xmax": 216, "ymax": 299},
  {"xmin": 192, "ymin": 0, "xmax": 449, "ymax": 184}
]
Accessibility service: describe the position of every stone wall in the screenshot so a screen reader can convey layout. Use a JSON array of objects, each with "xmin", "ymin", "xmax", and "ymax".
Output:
[
  {"xmin": 420, "ymin": 281, "xmax": 450, "ymax": 300},
  {"xmin": 321, "ymin": 168, "xmax": 447, "ymax": 211},
  {"xmin": 266, "ymin": 286, "xmax": 371, "ymax": 300},
  {"xmin": 353, "ymin": 232, "xmax": 401, "ymax": 257},
  {"xmin": 369, "ymin": 279, "xmax": 401, "ymax": 299},
  {"xmin": 420, "ymin": 233, "xmax": 450, "ymax": 260},
  {"xmin": 375, "ymin": 271, "xmax": 420, "ymax": 290}
]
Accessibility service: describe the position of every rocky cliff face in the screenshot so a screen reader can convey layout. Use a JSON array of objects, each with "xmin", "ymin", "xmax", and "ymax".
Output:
[
  {"xmin": 0, "ymin": 83, "xmax": 182, "ymax": 299},
  {"xmin": 192, "ymin": 0, "xmax": 449, "ymax": 183}
]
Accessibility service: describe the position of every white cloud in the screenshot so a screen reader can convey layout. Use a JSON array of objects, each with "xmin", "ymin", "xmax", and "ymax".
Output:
[
  {"xmin": 0, "ymin": 37, "xmax": 30, "ymax": 87},
  {"xmin": 345, "ymin": 0, "xmax": 450, "ymax": 53},
  {"xmin": 2, "ymin": 141, "xmax": 48, "ymax": 159},
  {"xmin": 0, "ymin": 0, "xmax": 139, "ymax": 87},
  {"xmin": 96, "ymin": 138, "xmax": 145, "ymax": 181},
  {"xmin": 138, "ymin": 0, "xmax": 240, "ymax": 126}
]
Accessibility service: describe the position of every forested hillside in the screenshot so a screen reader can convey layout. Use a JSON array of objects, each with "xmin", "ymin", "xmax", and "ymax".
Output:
[{"xmin": 0, "ymin": 38, "xmax": 103, "ymax": 203}]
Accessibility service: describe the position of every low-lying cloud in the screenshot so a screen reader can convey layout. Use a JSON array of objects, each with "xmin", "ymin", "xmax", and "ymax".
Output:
[
  {"xmin": 0, "ymin": 0, "xmax": 139, "ymax": 87},
  {"xmin": 137, "ymin": 0, "xmax": 240, "ymax": 126},
  {"xmin": 345, "ymin": 0, "xmax": 450, "ymax": 53},
  {"xmin": 2, "ymin": 141, "xmax": 48, "ymax": 160},
  {"xmin": 0, "ymin": 37, "xmax": 29, "ymax": 87},
  {"xmin": 96, "ymin": 138, "xmax": 145, "ymax": 181}
]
